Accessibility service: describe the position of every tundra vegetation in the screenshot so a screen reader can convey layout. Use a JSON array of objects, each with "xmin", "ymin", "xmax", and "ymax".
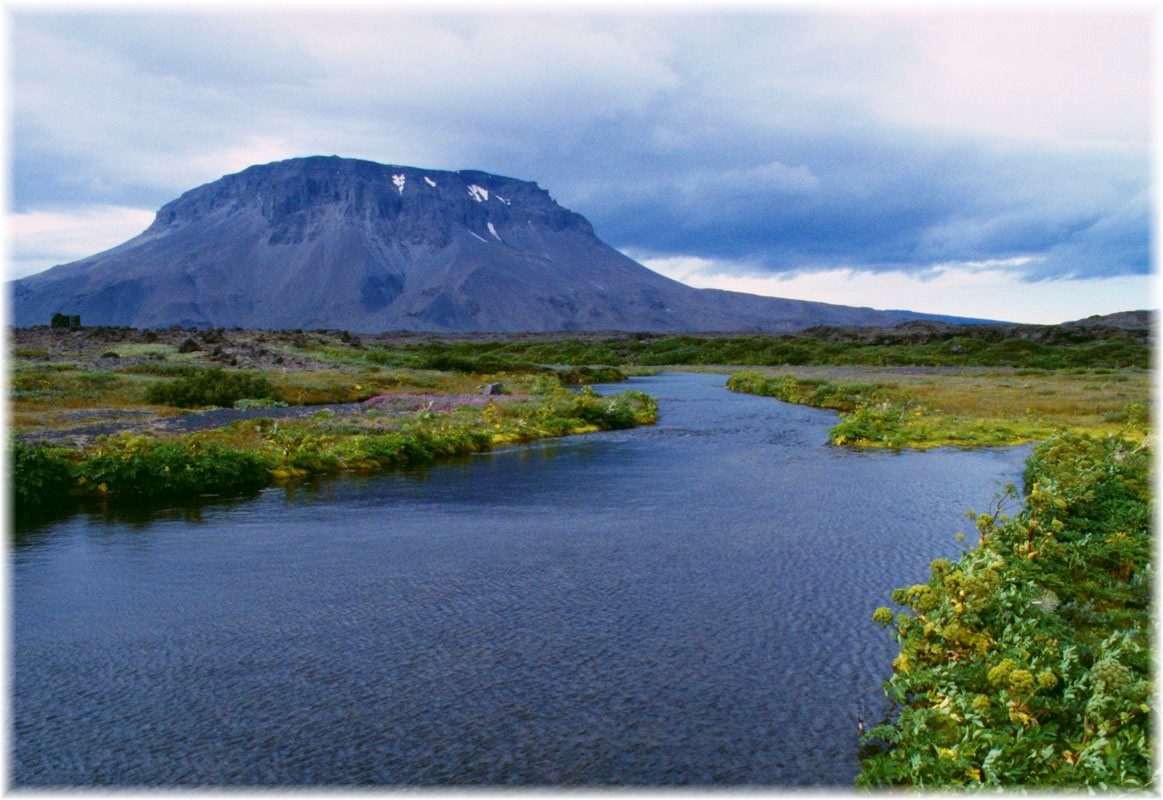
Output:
[
  {"xmin": 858, "ymin": 429, "xmax": 1152, "ymax": 788},
  {"xmin": 10, "ymin": 327, "xmax": 655, "ymax": 512},
  {"xmin": 723, "ymin": 367, "xmax": 1149, "ymax": 449},
  {"xmin": 7, "ymin": 319, "xmax": 1154, "ymax": 789}
]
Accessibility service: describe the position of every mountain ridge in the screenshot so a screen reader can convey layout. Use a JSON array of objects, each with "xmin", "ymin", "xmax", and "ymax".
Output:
[{"xmin": 11, "ymin": 155, "xmax": 996, "ymax": 332}]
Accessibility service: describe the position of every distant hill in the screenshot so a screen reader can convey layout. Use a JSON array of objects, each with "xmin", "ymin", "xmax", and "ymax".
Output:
[{"xmin": 11, "ymin": 156, "xmax": 994, "ymax": 333}]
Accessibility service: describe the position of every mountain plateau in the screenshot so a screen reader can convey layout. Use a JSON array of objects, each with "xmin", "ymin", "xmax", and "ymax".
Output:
[{"xmin": 11, "ymin": 156, "xmax": 987, "ymax": 332}]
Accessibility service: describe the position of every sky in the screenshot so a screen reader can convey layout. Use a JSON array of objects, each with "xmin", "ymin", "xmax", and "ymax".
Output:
[{"xmin": 5, "ymin": 2, "xmax": 1157, "ymax": 325}]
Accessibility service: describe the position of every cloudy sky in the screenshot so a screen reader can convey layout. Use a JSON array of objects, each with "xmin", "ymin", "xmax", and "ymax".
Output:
[{"xmin": 7, "ymin": 3, "xmax": 1156, "ymax": 324}]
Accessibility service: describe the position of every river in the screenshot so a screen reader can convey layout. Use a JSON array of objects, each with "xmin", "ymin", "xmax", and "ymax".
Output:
[{"xmin": 12, "ymin": 372, "xmax": 1030, "ymax": 786}]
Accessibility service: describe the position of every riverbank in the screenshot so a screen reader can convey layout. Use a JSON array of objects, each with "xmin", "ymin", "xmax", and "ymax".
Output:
[
  {"xmin": 858, "ymin": 429, "xmax": 1153, "ymax": 788},
  {"xmin": 724, "ymin": 367, "xmax": 1149, "ymax": 449},
  {"xmin": 12, "ymin": 385, "xmax": 658, "ymax": 515},
  {"xmin": 724, "ymin": 365, "xmax": 1154, "ymax": 788}
]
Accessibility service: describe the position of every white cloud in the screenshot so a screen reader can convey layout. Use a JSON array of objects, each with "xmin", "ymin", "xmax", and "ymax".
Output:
[
  {"xmin": 7, "ymin": 206, "xmax": 156, "ymax": 278},
  {"xmin": 636, "ymin": 253, "xmax": 1154, "ymax": 325},
  {"xmin": 271, "ymin": 14, "xmax": 681, "ymax": 130},
  {"xmin": 867, "ymin": 12, "xmax": 1152, "ymax": 147}
]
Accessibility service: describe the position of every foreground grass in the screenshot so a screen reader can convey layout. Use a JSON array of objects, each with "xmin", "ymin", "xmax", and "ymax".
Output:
[
  {"xmin": 12, "ymin": 384, "xmax": 657, "ymax": 514},
  {"xmin": 726, "ymin": 366, "xmax": 1150, "ymax": 448},
  {"xmin": 858, "ymin": 429, "xmax": 1152, "ymax": 788}
]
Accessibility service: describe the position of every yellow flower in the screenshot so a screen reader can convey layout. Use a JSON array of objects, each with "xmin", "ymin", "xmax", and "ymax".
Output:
[{"xmin": 97, "ymin": 482, "xmax": 108, "ymax": 494}]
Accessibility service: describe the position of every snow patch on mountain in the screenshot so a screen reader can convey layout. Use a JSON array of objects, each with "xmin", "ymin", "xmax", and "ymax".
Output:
[
  {"xmin": 468, "ymin": 185, "xmax": 489, "ymax": 203},
  {"xmin": 392, "ymin": 174, "xmax": 406, "ymax": 194},
  {"xmin": 488, "ymin": 222, "xmax": 501, "ymax": 241}
]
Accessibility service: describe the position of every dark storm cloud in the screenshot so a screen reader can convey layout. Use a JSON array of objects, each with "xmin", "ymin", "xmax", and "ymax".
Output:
[{"xmin": 547, "ymin": 121, "xmax": 1150, "ymax": 281}]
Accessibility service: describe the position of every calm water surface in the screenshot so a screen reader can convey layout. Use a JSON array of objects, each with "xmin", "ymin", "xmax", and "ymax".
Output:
[{"xmin": 12, "ymin": 372, "xmax": 1029, "ymax": 786}]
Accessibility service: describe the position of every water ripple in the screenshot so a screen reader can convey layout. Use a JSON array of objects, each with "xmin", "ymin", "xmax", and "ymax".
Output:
[{"xmin": 13, "ymin": 372, "xmax": 1029, "ymax": 786}]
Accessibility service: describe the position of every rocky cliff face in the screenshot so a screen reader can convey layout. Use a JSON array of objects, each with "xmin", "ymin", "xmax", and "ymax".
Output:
[{"xmin": 11, "ymin": 156, "xmax": 962, "ymax": 332}]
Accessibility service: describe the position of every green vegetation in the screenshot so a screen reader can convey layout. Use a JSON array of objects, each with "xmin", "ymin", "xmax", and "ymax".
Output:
[
  {"xmin": 858, "ymin": 429, "xmax": 1153, "ymax": 788},
  {"xmin": 351, "ymin": 332, "xmax": 1150, "ymax": 371},
  {"xmin": 726, "ymin": 368, "xmax": 1149, "ymax": 448},
  {"xmin": 7, "ymin": 322, "xmax": 1155, "ymax": 789},
  {"xmin": 10, "ymin": 322, "xmax": 1143, "ymax": 433},
  {"xmin": 11, "ymin": 383, "xmax": 658, "ymax": 513},
  {"xmin": 143, "ymin": 366, "xmax": 281, "ymax": 408},
  {"xmin": 49, "ymin": 312, "xmax": 80, "ymax": 330}
]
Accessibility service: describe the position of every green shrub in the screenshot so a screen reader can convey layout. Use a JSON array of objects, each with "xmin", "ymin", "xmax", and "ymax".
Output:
[
  {"xmin": 858, "ymin": 432, "xmax": 1153, "ymax": 789},
  {"xmin": 121, "ymin": 363, "xmax": 204, "ymax": 377},
  {"xmin": 144, "ymin": 367, "xmax": 280, "ymax": 408},
  {"xmin": 828, "ymin": 400, "xmax": 919, "ymax": 446},
  {"xmin": 552, "ymin": 365, "xmax": 626, "ymax": 384},
  {"xmin": 412, "ymin": 350, "xmax": 547, "ymax": 375},
  {"xmin": 11, "ymin": 441, "xmax": 75, "ymax": 511},
  {"xmin": 76, "ymin": 435, "xmax": 268, "ymax": 499},
  {"xmin": 726, "ymin": 371, "xmax": 804, "ymax": 401}
]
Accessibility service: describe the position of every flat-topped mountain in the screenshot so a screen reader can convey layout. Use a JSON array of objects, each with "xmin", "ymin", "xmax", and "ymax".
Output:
[{"xmin": 11, "ymin": 156, "xmax": 984, "ymax": 332}]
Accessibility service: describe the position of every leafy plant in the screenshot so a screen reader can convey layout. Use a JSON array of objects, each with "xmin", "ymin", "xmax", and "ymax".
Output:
[
  {"xmin": 75, "ymin": 434, "xmax": 269, "ymax": 499},
  {"xmin": 144, "ymin": 367, "xmax": 281, "ymax": 408},
  {"xmin": 858, "ymin": 431, "xmax": 1153, "ymax": 789},
  {"xmin": 11, "ymin": 440, "xmax": 75, "ymax": 512}
]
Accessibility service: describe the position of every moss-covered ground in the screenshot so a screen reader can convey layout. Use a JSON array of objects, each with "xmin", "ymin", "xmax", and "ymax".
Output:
[{"xmin": 725, "ymin": 366, "xmax": 1150, "ymax": 449}]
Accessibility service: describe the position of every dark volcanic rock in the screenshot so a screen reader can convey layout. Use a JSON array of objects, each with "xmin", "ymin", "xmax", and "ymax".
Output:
[{"xmin": 11, "ymin": 155, "xmax": 979, "ymax": 332}]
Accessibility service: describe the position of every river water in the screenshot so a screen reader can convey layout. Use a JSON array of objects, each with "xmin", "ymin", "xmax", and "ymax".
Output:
[{"xmin": 12, "ymin": 372, "xmax": 1029, "ymax": 786}]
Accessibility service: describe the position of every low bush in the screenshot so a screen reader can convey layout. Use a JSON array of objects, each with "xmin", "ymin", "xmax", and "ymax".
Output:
[
  {"xmin": 368, "ymin": 332, "xmax": 1151, "ymax": 370},
  {"xmin": 552, "ymin": 365, "xmax": 626, "ymax": 384},
  {"xmin": 121, "ymin": 363, "xmax": 204, "ymax": 377},
  {"xmin": 829, "ymin": 399, "xmax": 920, "ymax": 446},
  {"xmin": 11, "ymin": 441, "xmax": 75, "ymax": 512},
  {"xmin": 144, "ymin": 367, "xmax": 281, "ymax": 408},
  {"xmin": 413, "ymin": 352, "xmax": 547, "ymax": 375},
  {"xmin": 75, "ymin": 434, "xmax": 269, "ymax": 500},
  {"xmin": 858, "ymin": 431, "xmax": 1153, "ymax": 789},
  {"xmin": 726, "ymin": 371, "xmax": 803, "ymax": 402}
]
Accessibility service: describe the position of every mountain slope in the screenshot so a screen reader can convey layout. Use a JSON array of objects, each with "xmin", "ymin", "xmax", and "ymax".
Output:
[{"xmin": 11, "ymin": 156, "xmax": 979, "ymax": 332}]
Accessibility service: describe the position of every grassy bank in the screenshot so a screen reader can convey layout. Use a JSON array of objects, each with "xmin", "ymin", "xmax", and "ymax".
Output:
[
  {"xmin": 857, "ymin": 429, "xmax": 1153, "ymax": 788},
  {"xmin": 729, "ymin": 364, "xmax": 1154, "ymax": 788},
  {"xmin": 12, "ymin": 383, "xmax": 657, "ymax": 514},
  {"xmin": 725, "ymin": 367, "xmax": 1149, "ymax": 448}
]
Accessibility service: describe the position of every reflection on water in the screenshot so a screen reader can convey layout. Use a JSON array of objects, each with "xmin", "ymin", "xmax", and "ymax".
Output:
[{"xmin": 12, "ymin": 373, "xmax": 1029, "ymax": 786}]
